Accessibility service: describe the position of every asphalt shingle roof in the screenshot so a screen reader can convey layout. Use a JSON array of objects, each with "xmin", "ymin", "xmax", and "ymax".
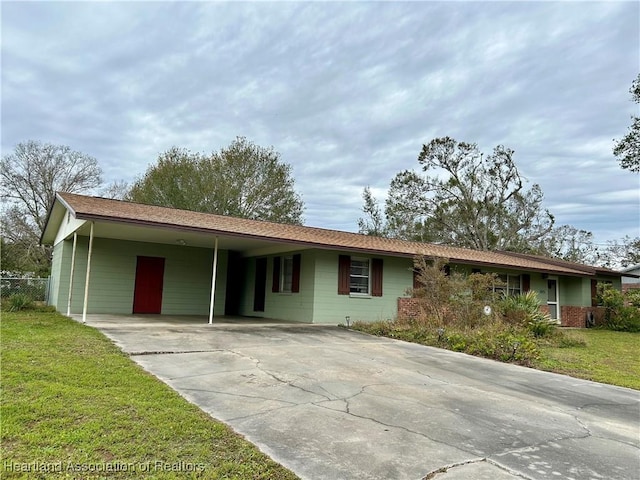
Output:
[{"xmin": 54, "ymin": 192, "xmax": 619, "ymax": 278}]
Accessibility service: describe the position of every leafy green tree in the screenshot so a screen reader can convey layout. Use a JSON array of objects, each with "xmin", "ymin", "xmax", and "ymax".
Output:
[
  {"xmin": 359, "ymin": 137, "xmax": 554, "ymax": 251},
  {"xmin": 1, "ymin": 140, "xmax": 103, "ymax": 274},
  {"xmin": 613, "ymin": 74, "xmax": 640, "ymax": 173},
  {"xmin": 127, "ymin": 137, "xmax": 304, "ymax": 224}
]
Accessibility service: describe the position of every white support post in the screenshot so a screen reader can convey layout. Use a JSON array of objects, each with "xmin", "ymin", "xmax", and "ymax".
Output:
[
  {"xmin": 81, "ymin": 222, "xmax": 94, "ymax": 324},
  {"xmin": 66, "ymin": 232, "xmax": 78, "ymax": 316},
  {"xmin": 208, "ymin": 237, "xmax": 219, "ymax": 325}
]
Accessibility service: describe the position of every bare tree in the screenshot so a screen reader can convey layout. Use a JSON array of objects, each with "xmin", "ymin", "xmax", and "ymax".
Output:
[{"xmin": 1, "ymin": 140, "xmax": 103, "ymax": 273}]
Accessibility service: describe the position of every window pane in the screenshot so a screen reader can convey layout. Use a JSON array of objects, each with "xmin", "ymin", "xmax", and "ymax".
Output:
[
  {"xmin": 350, "ymin": 277, "xmax": 368, "ymax": 294},
  {"xmin": 282, "ymin": 256, "xmax": 293, "ymax": 292},
  {"xmin": 509, "ymin": 275, "xmax": 521, "ymax": 296},
  {"xmin": 350, "ymin": 258, "xmax": 369, "ymax": 294},
  {"xmin": 350, "ymin": 260, "xmax": 369, "ymax": 276},
  {"xmin": 548, "ymin": 303, "xmax": 557, "ymax": 319},
  {"xmin": 548, "ymin": 280, "xmax": 557, "ymax": 302}
]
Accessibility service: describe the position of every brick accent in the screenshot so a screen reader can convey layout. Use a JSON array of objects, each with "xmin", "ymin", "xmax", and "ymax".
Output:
[
  {"xmin": 622, "ymin": 283, "xmax": 640, "ymax": 294},
  {"xmin": 559, "ymin": 306, "xmax": 606, "ymax": 328},
  {"xmin": 397, "ymin": 297, "xmax": 423, "ymax": 320}
]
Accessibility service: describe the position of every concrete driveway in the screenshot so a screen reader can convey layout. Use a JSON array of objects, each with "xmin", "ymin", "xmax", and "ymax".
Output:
[{"xmin": 78, "ymin": 315, "xmax": 640, "ymax": 480}]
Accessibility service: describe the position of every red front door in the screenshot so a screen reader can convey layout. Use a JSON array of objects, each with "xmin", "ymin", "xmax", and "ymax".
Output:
[{"xmin": 133, "ymin": 256, "xmax": 165, "ymax": 314}]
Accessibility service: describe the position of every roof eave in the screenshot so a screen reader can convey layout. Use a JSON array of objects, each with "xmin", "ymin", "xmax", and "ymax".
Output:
[
  {"xmin": 40, "ymin": 193, "xmax": 76, "ymax": 246},
  {"xmin": 69, "ymin": 212, "xmax": 592, "ymax": 276}
]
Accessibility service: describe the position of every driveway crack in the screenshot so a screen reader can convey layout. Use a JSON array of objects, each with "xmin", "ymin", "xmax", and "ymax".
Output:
[
  {"xmin": 225, "ymin": 349, "xmax": 332, "ymax": 402},
  {"xmin": 423, "ymin": 458, "xmax": 535, "ymax": 480},
  {"xmin": 130, "ymin": 349, "xmax": 227, "ymax": 356}
]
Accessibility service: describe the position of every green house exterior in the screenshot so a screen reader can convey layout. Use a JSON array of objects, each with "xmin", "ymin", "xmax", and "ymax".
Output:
[{"xmin": 42, "ymin": 193, "xmax": 622, "ymax": 328}]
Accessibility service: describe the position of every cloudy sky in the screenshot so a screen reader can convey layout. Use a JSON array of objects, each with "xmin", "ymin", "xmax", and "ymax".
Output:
[{"xmin": 2, "ymin": 1, "xmax": 639, "ymax": 244}]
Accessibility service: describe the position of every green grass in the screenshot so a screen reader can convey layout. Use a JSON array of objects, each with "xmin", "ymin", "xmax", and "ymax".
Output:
[
  {"xmin": 533, "ymin": 329, "xmax": 640, "ymax": 390},
  {"xmin": 1, "ymin": 309, "xmax": 299, "ymax": 479}
]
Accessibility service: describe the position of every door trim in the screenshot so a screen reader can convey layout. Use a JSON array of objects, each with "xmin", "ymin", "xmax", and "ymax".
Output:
[
  {"xmin": 547, "ymin": 276, "xmax": 560, "ymax": 321},
  {"xmin": 253, "ymin": 258, "xmax": 267, "ymax": 312}
]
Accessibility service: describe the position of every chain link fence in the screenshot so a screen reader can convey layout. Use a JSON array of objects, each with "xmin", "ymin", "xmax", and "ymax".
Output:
[{"xmin": 1, "ymin": 277, "xmax": 50, "ymax": 302}]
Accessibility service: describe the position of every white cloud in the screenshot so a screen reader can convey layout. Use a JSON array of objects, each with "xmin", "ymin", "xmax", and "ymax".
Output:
[{"xmin": 1, "ymin": 0, "xmax": 638, "ymax": 243}]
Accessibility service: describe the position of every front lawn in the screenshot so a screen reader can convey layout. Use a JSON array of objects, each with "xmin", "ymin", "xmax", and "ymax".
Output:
[
  {"xmin": 534, "ymin": 329, "xmax": 640, "ymax": 389},
  {"xmin": 1, "ymin": 309, "xmax": 299, "ymax": 479}
]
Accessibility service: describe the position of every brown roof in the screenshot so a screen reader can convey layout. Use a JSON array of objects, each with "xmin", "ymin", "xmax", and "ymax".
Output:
[{"xmin": 51, "ymin": 192, "xmax": 610, "ymax": 277}]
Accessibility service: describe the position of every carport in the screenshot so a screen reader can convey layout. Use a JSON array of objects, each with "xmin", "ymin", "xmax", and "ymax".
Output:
[{"xmin": 41, "ymin": 193, "xmax": 311, "ymax": 322}]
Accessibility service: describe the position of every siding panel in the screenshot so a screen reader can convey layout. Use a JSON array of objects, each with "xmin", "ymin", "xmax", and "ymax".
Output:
[{"xmin": 57, "ymin": 237, "xmax": 227, "ymax": 315}]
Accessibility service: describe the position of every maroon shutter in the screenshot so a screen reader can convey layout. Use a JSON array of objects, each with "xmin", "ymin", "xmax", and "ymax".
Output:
[
  {"xmin": 591, "ymin": 279, "xmax": 598, "ymax": 307},
  {"xmin": 522, "ymin": 274, "xmax": 531, "ymax": 292},
  {"xmin": 338, "ymin": 255, "xmax": 350, "ymax": 295},
  {"xmin": 292, "ymin": 254, "xmax": 301, "ymax": 293},
  {"xmin": 372, "ymin": 258, "xmax": 383, "ymax": 297},
  {"xmin": 272, "ymin": 257, "xmax": 281, "ymax": 293}
]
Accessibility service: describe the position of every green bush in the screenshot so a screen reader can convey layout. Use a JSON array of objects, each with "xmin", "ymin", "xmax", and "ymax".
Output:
[
  {"xmin": 528, "ymin": 319, "xmax": 556, "ymax": 337},
  {"xmin": 348, "ymin": 255, "xmax": 578, "ymax": 367},
  {"xmin": 354, "ymin": 320, "xmax": 394, "ymax": 337},
  {"xmin": 438, "ymin": 323, "xmax": 540, "ymax": 365},
  {"xmin": 598, "ymin": 284, "xmax": 640, "ymax": 332},
  {"xmin": 605, "ymin": 306, "xmax": 640, "ymax": 332},
  {"xmin": 5, "ymin": 293, "xmax": 34, "ymax": 312},
  {"xmin": 625, "ymin": 288, "xmax": 640, "ymax": 308},
  {"xmin": 500, "ymin": 291, "xmax": 556, "ymax": 337}
]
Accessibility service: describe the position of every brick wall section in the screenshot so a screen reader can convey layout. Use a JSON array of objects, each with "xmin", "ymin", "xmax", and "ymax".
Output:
[
  {"xmin": 560, "ymin": 306, "xmax": 606, "ymax": 328},
  {"xmin": 397, "ymin": 297, "xmax": 422, "ymax": 320}
]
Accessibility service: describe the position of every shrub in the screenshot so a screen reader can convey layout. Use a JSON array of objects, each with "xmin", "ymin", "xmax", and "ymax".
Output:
[
  {"xmin": 5, "ymin": 293, "xmax": 34, "ymax": 312},
  {"xmin": 411, "ymin": 256, "xmax": 503, "ymax": 329},
  {"xmin": 368, "ymin": 256, "xmax": 550, "ymax": 366},
  {"xmin": 438, "ymin": 322, "xmax": 540, "ymax": 366},
  {"xmin": 354, "ymin": 320, "xmax": 394, "ymax": 337},
  {"xmin": 598, "ymin": 284, "xmax": 640, "ymax": 332},
  {"xmin": 625, "ymin": 288, "xmax": 640, "ymax": 308},
  {"xmin": 500, "ymin": 291, "xmax": 556, "ymax": 337}
]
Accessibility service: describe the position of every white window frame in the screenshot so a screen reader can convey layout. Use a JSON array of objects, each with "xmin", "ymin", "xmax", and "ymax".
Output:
[
  {"xmin": 493, "ymin": 274, "xmax": 522, "ymax": 297},
  {"xmin": 281, "ymin": 255, "xmax": 294, "ymax": 293},
  {"xmin": 349, "ymin": 257, "xmax": 371, "ymax": 295}
]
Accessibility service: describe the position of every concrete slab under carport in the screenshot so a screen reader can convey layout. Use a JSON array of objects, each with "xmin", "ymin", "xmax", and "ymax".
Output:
[{"xmin": 76, "ymin": 314, "xmax": 640, "ymax": 480}]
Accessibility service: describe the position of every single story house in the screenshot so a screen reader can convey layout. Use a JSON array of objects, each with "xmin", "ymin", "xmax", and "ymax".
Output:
[{"xmin": 41, "ymin": 192, "xmax": 623, "ymax": 327}]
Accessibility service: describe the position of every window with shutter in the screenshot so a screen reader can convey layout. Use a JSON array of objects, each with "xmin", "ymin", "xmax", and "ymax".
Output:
[
  {"xmin": 372, "ymin": 258, "xmax": 383, "ymax": 297},
  {"xmin": 338, "ymin": 256, "xmax": 383, "ymax": 296},
  {"xmin": 338, "ymin": 255, "xmax": 350, "ymax": 295},
  {"xmin": 273, "ymin": 254, "xmax": 301, "ymax": 293}
]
